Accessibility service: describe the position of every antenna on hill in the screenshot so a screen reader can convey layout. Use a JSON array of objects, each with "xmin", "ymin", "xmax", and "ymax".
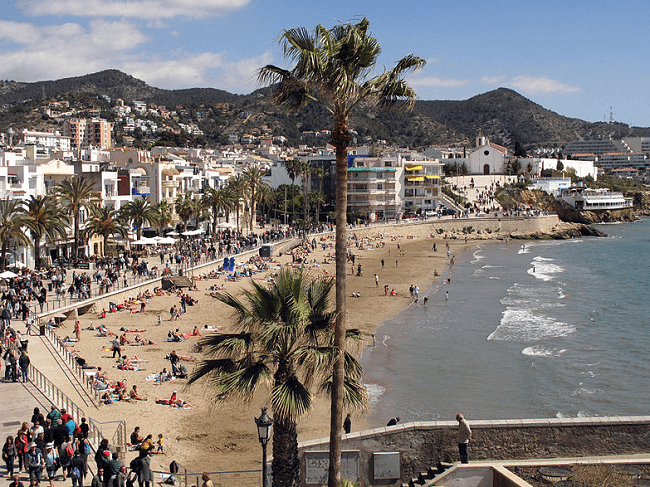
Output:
[{"xmin": 609, "ymin": 107, "xmax": 614, "ymax": 123}]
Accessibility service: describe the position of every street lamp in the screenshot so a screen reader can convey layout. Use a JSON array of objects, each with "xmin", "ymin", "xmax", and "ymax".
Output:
[{"xmin": 255, "ymin": 408, "xmax": 273, "ymax": 487}]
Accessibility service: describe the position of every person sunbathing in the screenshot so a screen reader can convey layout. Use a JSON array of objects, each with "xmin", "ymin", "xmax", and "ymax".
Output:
[
  {"xmin": 129, "ymin": 385, "xmax": 147, "ymax": 401},
  {"xmin": 134, "ymin": 334, "xmax": 154, "ymax": 345},
  {"xmin": 119, "ymin": 333, "xmax": 131, "ymax": 345},
  {"xmin": 190, "ymin": 326, "xmax": 201, "ymax": 337},
  {"xmin": 118, "ymin": 390, "xmax": 133, "ymax": 402},
  {"xmin": 155, "ymin": 391, "xmax": 178, "ymax": 405}
]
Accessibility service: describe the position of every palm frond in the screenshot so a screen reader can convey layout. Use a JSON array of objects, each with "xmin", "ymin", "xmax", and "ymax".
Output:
[{"xmin": 271, "ymin": 375, "xmax": 312, "ymax": 422}]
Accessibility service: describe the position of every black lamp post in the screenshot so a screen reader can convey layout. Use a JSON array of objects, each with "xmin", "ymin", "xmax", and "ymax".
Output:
[{"xmin": 255, "ymin": 407, "xmax": 273, "ymax": 487}]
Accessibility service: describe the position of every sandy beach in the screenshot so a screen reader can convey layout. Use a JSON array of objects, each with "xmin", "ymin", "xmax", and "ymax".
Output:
[{"xmin": 59, "ymin": 226, "xmax": 468, "ymax": 475}]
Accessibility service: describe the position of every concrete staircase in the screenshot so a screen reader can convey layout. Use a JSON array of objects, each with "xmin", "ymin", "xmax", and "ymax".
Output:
[{"xmin": 402, "ymin": 462, "xmax": 452, "ymax": 487}]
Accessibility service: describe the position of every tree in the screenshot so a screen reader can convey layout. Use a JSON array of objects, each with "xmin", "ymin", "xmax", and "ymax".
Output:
[
  {"xmin": 284, "ymin": 159, "xmax": 302, "ymax": 220},
  {"xmin": 189, "ymin": 268, "xmax": 366, "ymax": 487},
  {"xmin": 227, "ymin": 175, "xmax": 247, "ymax": 232},
  {"xmin": 152, "ymin": 200, "xmax": 174, "ymax": 234},
  {"xmin": 23, "ymin": 195, "xmax": 69, "ymax": 269},
  {"xmin": 259, "ymin": 18, "xmax": 424, "ymax": 487},
  {"xmin": 311, "ymin": 167, "xmax": 327, "ymax": 222},
  {"xmin": 242, "ymin": 166, "xmax": 270, "ymax": 233},
  {"xmin": 202, "ymin": 187, "xmax": 234, "ymax": 234},
  {"xmin": 121, "ymin": 198, "xmax": 158, "ymax": 240},
  {"xmin": 0, "ymin": 198, "xmax": 30, "ymax": 271},
  {"xmin": 174, "ymin": 195, "xmax": 203, "ymax": 233},
  {"xmin": 82, "ymin": 204, "xmax": 129, "ymax": 257},
  {"xmin": 55, "ymin": 176, "xmax": 96, "ymax": 260}
]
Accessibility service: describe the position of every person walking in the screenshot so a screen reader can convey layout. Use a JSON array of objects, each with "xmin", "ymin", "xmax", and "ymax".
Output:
[
  {"xmin": 3, "ymin": 436, "xmax": 17, "ymax": 477},
  {"xmin": 111, "ymin": 336, "xmax": 121, "ymax": 359},
  {"xmin": 456, "ymin": 413, "xmax": 472, "ymax": 464},
  {"xmin": 343, "ymin": 414, "xmax": 351, "ymax": 434}
]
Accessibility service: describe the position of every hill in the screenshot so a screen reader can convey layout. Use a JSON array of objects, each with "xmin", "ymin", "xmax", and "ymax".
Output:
[{"xmin": 0, "ymin": 70, "xmax": 648, "ymax": 150}]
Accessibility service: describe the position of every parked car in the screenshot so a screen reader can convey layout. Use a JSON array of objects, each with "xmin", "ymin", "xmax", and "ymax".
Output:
[{"xmin": 444, "ymin": 208, "xmax": 457, "ymax": 216}]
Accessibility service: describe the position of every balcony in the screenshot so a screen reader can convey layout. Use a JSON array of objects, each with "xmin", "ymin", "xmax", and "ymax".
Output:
[{"xmin": 132, "ymin": 186, "xmax": 151, "ymax": 196}]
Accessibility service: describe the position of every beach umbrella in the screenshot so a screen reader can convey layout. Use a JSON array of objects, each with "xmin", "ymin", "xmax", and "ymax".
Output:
[
  {"xmin": 157, "ymin": 237, "xmax": 177, "ymax": 244},
  {"xmin": 0, "ymin": 271, "xmax": 19, "ymax": 279},
  {"xmin": 132, "ymin": 237, "xmax": 157, "ymax": 245}
]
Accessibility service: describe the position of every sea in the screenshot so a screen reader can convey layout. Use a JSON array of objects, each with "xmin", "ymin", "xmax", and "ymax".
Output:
[{"xmin": 361, "ymin": 218, "xmax": 650, "ymax": 424}]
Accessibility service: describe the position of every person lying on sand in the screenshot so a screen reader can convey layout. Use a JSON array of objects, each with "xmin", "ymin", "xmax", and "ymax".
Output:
[{"xmin": 129, "ymin": 385, "xmax": 147, "ymax": 401}]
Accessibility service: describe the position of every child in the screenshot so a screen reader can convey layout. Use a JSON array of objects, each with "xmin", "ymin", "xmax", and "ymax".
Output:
[{"xmin": 156, "ymin": 434, "xmax": 164, "ymax": 454}]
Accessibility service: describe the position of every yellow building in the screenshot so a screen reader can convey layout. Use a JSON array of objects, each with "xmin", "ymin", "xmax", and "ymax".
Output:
[{"xmin": 63, "ymin": 118, "xmax": 112, "ymax": 150}]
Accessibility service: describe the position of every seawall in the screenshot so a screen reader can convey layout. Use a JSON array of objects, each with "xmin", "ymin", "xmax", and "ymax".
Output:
[{"xmin": 298, "ymin": 416, "xmax": 650, "ymax": 486}]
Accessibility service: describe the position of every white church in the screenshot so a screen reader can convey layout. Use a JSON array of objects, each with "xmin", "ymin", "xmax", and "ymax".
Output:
[{"xmin": 458, "ymin": 132, "xmax": 511, "ymax": 175}]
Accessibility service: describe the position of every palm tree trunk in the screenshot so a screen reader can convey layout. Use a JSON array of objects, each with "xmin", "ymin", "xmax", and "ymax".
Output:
[
  {"xmin": 0, "ymin": 242, "xmax": 7, "ymax": 271},
  {"xmin": 34, "ymin": 235, "xmax": 42, "ymax": 269},
  {"xmin": 271, "ymin": 418, "xmax": 299, "ymax": 487},
  {"xmin": 73, "ymin": 213, "xmax": 79, "ymax": 261},
  {"xmin": 328, "ymin": 118, "xmax": 350, "ymax": 487}
]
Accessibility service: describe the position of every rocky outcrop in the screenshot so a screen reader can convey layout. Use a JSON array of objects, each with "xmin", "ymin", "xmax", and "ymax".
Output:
[{"xmin": 510, "ymin": 222, "xmax": 606, "ymax": 240}]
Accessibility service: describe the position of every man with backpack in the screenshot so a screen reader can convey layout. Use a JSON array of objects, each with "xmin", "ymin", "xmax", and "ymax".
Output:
[
  {"xmin": 70, "ymin": 450, "xmax": 85, "ymax": 487},
  {"xmin": 58, "ymin": 436, "xmax": 74, "ymax": 480},
  {"xmin": 26, "ymin": 442, "xmax": 44, "ymax": 482}
]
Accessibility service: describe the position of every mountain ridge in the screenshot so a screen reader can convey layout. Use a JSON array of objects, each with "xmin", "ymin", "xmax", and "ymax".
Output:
[{"xmin": 1, "ymin": 70, "xmax": 649, "ymax": 150}]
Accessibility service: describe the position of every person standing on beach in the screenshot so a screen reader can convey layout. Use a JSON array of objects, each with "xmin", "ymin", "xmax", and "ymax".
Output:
[
  {"xmin": 374, "ymin": 274, "xmax": 379, "ymax": 287},
  {"xmin": 343, "ymin": 414, "xmax": 351, "ymax": 434},
  {"xmin": 456, "ymin": 413, "xmax": 472, "ymax": 463}
]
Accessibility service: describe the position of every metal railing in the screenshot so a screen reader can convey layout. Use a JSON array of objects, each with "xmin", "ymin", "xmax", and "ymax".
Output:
[
  {"xmin": 42, "ymin": 325, "xmax": 102, "ymax": 407},
  {"xmin": 151, "ymin": 466, "xmax": 262, "ymax": 487}
]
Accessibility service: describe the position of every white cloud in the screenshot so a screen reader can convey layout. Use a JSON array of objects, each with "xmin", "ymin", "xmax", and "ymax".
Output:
[
  {"xmin": 509, "ymin": 75, "xmax": 580, "ymax": 95},
  {"xmin": 124, "ymin": 51, "xmax": 273, "ymax": 93},
  {"xmin": 480, "ymin": 75, "xmax": 505, "ymax": 85},
  {"xmin": 17, "ymin": 0, "xmax": 251, "ymax": 19},
  {"xmin": 0, "ymin": 20, "xmax": 148, "ymax": 81},
  {"xmin": 408, "ymin": 75, "xmax": 468, "ymax": 88}
]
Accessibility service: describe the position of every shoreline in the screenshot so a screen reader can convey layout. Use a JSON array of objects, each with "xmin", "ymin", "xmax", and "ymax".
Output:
[{"xmin": 42, "ymin": 217, "xmax": 567, "ymax": 474}]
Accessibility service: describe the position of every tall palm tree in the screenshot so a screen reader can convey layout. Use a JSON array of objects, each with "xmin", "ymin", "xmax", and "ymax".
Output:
[
  {"xmin": 311, "ymin": 167, "xmax": 327, "ymax": 222},
  {"xmin": 189, "ymin": 268, "xmax": 366, "ymax": 487},
  {"xmin": 202, "ymin": 187, "xmax": 234, "ymax": 234},
  {"xmin": 55, "ymin": 176, "xmax": 96, "ymax": 261},
  {"xmin": 174, "ymin": 195, "xmax": 204, "ymax": 232},
  {"xmin": 227, "ymin": 175, "xmax": 247, "ymax": 232},
  {"xmin": 23, "ymin": 195, "xmax": 69, "ymax": 269},
  {"xmin": 284, "ymin": 159, "xmax": 301, "ymax": 220},
  {"xmin": 153, "ymin": 200, "xmax": 174, "ymax": 235},
  {"xmin": 297, "ymin": 159, "xmax": 312, "ymax": 222},
  {"xmin": 121, "ymin": 198, "xmax": 158, "ymax": 240},
  {"xmin": 242, "ymin": 166, "xmax": 270, "ymax": 233},
  {"xmin": 0, "ymin": 198, "xmax": 31, "ymax": 271},
  {"xmin": 309, "ymin": 190, "xmax": 326, "ymax": 224},
  {"xmin": 82, "ymin": 204, "xmax": 129, "ymax": 257},
  {"xmin": 259, "ymin": 18, "xmax": 424, "ymax": 486}
]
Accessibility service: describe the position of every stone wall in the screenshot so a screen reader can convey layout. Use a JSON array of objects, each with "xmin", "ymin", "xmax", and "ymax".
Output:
[{"xmin": 298, "ymin": 417, "xmax": 650, "ymax": 486}]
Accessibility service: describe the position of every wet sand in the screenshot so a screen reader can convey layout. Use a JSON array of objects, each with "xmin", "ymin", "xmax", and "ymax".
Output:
[{"xmin": 61, "ymin": 228, "xmax": 463, "ymax": 474}]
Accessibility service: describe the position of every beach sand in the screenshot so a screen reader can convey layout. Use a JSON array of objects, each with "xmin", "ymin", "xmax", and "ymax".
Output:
[{"xmin": 63, "ymin": 228, "xmax": 465, "ymax": 475}]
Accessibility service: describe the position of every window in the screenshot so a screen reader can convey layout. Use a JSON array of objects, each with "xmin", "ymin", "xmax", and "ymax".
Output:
[
  {"xmin": 377, "ymin": 184, "xmax": 383, "ymax": 190},
  {"xmin": 484, "ymin": 150, "xmax": 490, "ymax": 156}
]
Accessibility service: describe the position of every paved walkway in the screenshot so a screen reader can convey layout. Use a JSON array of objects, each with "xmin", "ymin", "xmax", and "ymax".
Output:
[{"xmin": 0, "ymin": 379, "xmax": 51, "ymax": 442}]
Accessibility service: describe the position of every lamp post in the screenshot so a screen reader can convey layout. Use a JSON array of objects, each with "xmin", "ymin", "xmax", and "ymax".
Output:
[{"xmin": 255, "ymin": 408, "xmax": 273, "ymax": 487}]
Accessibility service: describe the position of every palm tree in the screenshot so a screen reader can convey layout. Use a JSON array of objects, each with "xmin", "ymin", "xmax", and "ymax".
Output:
[
  {"xmin": 202, "ymin": 186, "xmax": 234, "ymax": 234},
  {"xmin": 152, "ymin": 200, "xmax": 174, "ymax": 235},
  {"xmin": 0, "ymin": 198, "xmax": 31, "ymax": 271},
  {"xmin": 189, "ymin": 268, "xmax": 366, "ymax": 487},
  {"xmin": 259, "ymin": 18, "xmax": 424, "ymax": 487},
  {"xmin": 311, "ymin": 167, "xmax": 327, "ymax": 222},
  {"xmin": 309, "ymin": 190, "xmax": 326, "ymax": 224},
  {"xmin": 23, "ymin": 195, "xmax": 69, "ymax": 269},
  {"xmin": 174, "ymin": 195, "xmax": 204, "ymax": 233},
  {"xmin": 55, "ymin": 176, "xmax": 96, "ymax": 261},
  {"xmin": 121, "ymin": 198, "xmax": 158, "ymax": 240},
  {"xmin": 285, "ymin": 159, "xmax": 302, "ymax": 220},
  {"xmin": 242, "ymin": 166, "xmax": 270, "ymax": 233},
  {"xmin": 82, "ymin": 204, "xmax": 129, "ymax": 257},
  {"xmin": 227, "ymin": 175, "xmax": 247, "ymax": 232}
]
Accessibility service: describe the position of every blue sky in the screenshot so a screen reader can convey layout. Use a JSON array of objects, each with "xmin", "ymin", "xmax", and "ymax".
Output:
[{"xmin": 1, "ymin": 0, "xmax": 649, "ymax": 127}]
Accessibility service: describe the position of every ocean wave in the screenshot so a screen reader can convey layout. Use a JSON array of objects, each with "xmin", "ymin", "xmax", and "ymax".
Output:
[
  {"xmin": 522, "ymin": 345, "xmax": 566, "ymax": 357},
  {"xmin": 571, "ymin": 384, "xmax": 603, "ymax": 397},
  {"xmin": 482, "ymin": 265, "xmax": 504, "ymax": 269},
  {"xmin": 471, "ymin": 251, "xmax": 484, "ymax": 263},
  {"xmin": 529, "ymin": 262, "xmax": 564, "ymax": 281},
  {"xmin": 533, "ymin": 256, "xmax": 554, "ymax": 262},
  {"xmin": 487, "ymin": 308, "xmax": 576, "ymax": 341},
  {"xmin": 364, "ymin": 383, "xmax": 386, "ymax": 407}
]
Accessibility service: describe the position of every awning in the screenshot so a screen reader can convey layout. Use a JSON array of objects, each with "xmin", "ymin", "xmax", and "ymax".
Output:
[
  {"xmin": 405, "ymin": 165, "xmax": 423, "ymax": 171},
  {"xmin": 161, "ymin": 168, "xmax": 180, "ymax": 177},
  {"xmin": 407, "ymin": 176, "xmax": 424, "ymax": 182},
  {"xmin": 425, "ymin": 175, "xmax": 441, "ymax": 179}
]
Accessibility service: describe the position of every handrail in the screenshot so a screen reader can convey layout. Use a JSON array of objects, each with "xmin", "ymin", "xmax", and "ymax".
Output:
[
  {"xmin": 150, "ymin": 467, "xmax": 262, "ymax": 487},
  {"xmin": 41, "ymin": 325, "xmax": 101, "ymax": 407}
]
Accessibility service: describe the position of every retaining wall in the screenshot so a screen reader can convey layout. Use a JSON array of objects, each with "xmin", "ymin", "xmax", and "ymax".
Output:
[{"xmin": 298, "ymin": 416, "xmax": 650, "ymax": 486}]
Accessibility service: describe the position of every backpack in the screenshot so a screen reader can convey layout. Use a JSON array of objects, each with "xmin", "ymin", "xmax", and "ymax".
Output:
[
  {"xmin": 71, "ymin": 466, "xmax": 80, "ymax": 479},
  {"xmin": 65, "ymin": 443, "xmax": 74, "ymax": 458},
  {"xmin": 84, "ymin": 441, "xmax": 91, "ymax": 455}
]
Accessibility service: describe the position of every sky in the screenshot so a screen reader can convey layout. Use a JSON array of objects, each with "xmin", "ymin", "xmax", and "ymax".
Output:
[{"xmin": 1, "ymin": 0, "xmax": 649, "ymax": 127}]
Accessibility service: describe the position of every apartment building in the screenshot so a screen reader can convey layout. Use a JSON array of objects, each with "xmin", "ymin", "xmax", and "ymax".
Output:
[{"xmin": 63, "ymin": 118, "xmax": 112, "ymax": 150}]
